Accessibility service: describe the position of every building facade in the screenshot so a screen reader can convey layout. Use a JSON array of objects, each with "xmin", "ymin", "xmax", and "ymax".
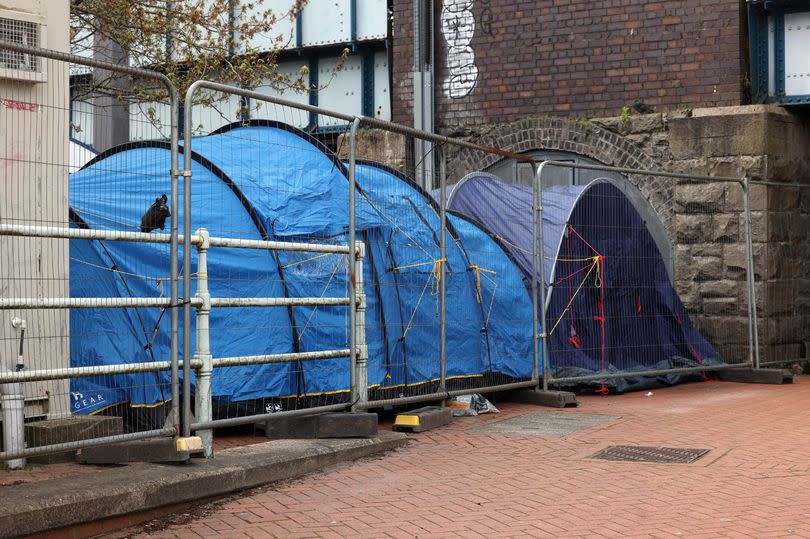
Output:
[{"xmin": 0, "ymin": 0, "xmax": 71, "ymax": 419}]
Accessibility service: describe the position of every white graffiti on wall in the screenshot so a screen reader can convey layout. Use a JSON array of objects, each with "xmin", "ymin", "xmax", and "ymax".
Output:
[{"xmin": 441, "ymin": 0, "xmax": 479, "ymax": 98}]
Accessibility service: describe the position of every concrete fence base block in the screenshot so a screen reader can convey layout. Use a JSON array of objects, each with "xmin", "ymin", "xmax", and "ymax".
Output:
[
  {"xmin": 77, "ymin": 437, "xmax": 195, "ymax": 464},
  {"xmin": 508, "ymin": 389, "xmax": 578, "ymax": 408},
  {"xmin": 393, "ymin": 406, "xmax": 453, "ymax": 433},
  {"xmin": 258, "ymin": 412, "xmax": 378, "ymax": 440},
  {"xmin": 717, "ymin": 368, "xmax": 795, "ymax": 385},
  {"xmin": 24, "ymin": 416, "xmax": 124, "ymax": 464}
]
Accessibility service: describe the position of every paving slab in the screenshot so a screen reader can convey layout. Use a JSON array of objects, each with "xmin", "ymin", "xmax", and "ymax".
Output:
[{"xmin": 0, "ymin": 432, "xmax": 408, "ymax": 538}]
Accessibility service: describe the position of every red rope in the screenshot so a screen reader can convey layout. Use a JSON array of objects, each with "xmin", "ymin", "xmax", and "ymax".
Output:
[
  {"xmin": 674, "ymin": 309, "xmax": 715, "ymax": 381},
  {"xmin": 595, "ymin": 255, "xmax": 608, "ymax": 394},
  {"xmin": 569, "ymin": 224, "xmax": 601, "ymax": 257},
  {"xmin": 554, "ymin": 261, "xmax": 596, "ymax": 285}
]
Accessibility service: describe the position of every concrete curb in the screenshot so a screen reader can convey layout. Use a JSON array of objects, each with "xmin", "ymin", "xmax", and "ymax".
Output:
[{"xmin": 0, "ymin": 432, "xmax": 409, "ymax": 538}]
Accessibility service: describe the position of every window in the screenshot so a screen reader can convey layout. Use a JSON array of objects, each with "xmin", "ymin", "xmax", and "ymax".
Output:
[
  {"xmin": 0, "ymin": 15, "xmax": 46, "ymax": 82},
  {"xmin": 485, "ymin": 150, "xmax": 624, "ymax": 188}
]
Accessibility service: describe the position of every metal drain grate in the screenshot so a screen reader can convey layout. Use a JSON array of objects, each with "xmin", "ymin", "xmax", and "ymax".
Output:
[
  {"xmin": 474, "ymin": 412, "xmax": 618, "ymax": 437},
  {"xmin": 590, "ymin": 445, "xmax": 710, "ymax": 464}
]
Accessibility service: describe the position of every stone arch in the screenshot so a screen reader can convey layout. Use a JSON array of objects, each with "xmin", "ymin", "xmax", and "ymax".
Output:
[{"xmin": 445, "ymin": 116, "xmax": 674, "ymax": 234}]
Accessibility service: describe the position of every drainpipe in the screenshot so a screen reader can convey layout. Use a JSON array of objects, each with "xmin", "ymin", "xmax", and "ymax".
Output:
[{"xmin": 1, "ymin": 317, "xmax": 27, "ymax": 469}]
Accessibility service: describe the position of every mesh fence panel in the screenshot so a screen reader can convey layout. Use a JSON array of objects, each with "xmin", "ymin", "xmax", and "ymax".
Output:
[
  {"xmin": 538, "ymin": 164, "xmax": 752, "ymax": 391},
  {"xmin": 183, "ymin": 92, "xmax": 356, "ymax": 427},
  {"xmin": 753, "ymin": 181, "xmax": 810, "ymax": 370},
  {"xmin": 0, "ymin": 49, "xmax": 178, "ymax": 461}
]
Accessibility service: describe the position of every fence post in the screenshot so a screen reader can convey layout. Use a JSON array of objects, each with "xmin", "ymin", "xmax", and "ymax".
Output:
[
  {"xmin": 742, "ymin": 176, "xmax": 761, "ymax": 369},
  {"xmin": 168, "ymin": 82, "xmax": 181, "ymax": 437},
  {"xmin": 534, "ymin": 162, "xmax": 551, "ymax": 391},
  {"xmin": 193, "ymin": 229, "xmax": 213, "ymax": 457},
  {"xmin": 438, "ymin": 146, "xmax": 447, "ymax": 399},
  {"xmin": 348, "ymin": 118, "xmax": 360, "ymax": 409},
  {"xmin": 182, "ymin": 83, "xmax": 200, "ymax": 438},
  {"xmin": 352, "ymin": 241, "xmax": 368, "ymax": 411}
]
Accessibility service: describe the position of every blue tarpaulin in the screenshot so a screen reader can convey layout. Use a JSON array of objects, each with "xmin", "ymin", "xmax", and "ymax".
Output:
[{"xmin": 68, "ymin": 123, "xmax": 536, "ymax": 415}]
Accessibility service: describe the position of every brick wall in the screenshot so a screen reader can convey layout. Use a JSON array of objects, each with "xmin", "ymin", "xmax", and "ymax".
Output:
[{"xmin": 392, "ymin": 0, "xmax": 744, "ymax": 132}]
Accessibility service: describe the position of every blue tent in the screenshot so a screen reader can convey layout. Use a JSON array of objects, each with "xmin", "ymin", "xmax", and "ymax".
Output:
[
  {"xmin": 68, "ymin": 122, "xmax": 536, "ymax": 417},
  {"xmin": 444, "ymin": 172, "xmax": 722, "ymax": 392}
]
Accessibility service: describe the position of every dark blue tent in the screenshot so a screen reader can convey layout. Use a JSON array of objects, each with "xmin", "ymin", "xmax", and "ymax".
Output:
[
  {"xmin": 68, "ymin": 123, "xmax": 536, "ymax": 417},
  {"xmin": 444, "ymin": 172, "xmax": 722, "ymax": 392}
]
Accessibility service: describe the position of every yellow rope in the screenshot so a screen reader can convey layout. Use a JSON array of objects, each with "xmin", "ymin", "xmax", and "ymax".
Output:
[
  {"xmin": 469, "ymin": 264, "xmax": 496, "ymax": 303},
  {"xmin": 280, "ymin": 252, "xmax": 334, "ymax": 270},
  {"xmin": 70, "ymin": 257, "xmax": 176, "ymax": 282},
  {"xmin": 391, "ymin": 260, "xmax": 436, "ymax": 272},
  {"xmin": 547, "ymin": 256, "xmax": 599, "ymax": 337}
]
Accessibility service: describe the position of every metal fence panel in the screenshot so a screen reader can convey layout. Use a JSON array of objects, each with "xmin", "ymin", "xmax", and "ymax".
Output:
[
  {"xmin": 535, "ymin": 162, "xmax": 754, "ymax": 392},
  {"xmin": 749, "ymin": 179, "xmax": 810, "ymax": 370},
  {"xmin": 0, "ymin": 43, "xmax": 179, "ymax": 466},
  {"xmin": 181, "ymin": 82, "xmax": 362, "ymax": 448}
]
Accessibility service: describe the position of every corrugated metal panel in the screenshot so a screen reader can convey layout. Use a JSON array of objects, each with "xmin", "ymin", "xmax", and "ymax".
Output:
[
  {"xmin": 784, "ymin": 12, "xmax": 810, "ymax": 96},
  {"xmin": 357, "ymin": 0, "xmax": 388, "ymax": 41},
  {"xmin": 250, "ymin": 60, "xmax": 311, "ymax": 129},
  {"xmin": 129, "ymin": 101, "xmax": 173, "ymax": 141},
  {"xmin": 190, "ymin": 92, "xmax": 242, "ymax": 135},
  {"xmin": 238, "ymin": 0, "xmax": 298, "ymax": 52},
  {"xmin": 302, "ymin": 0, "xmax": 351, "ymax": 46},
  {"xmin": 373, "ymin": 50, "xmax": 390, "ymax": 120},
  {"xmin": 316, "ymin": 55, "xmax": 362, "ymax": 127}
]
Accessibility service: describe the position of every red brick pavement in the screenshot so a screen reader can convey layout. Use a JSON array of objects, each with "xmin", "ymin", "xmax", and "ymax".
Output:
[{"xmin": 119, "ymin": 379, "xmax": 810, "ymax": 538}]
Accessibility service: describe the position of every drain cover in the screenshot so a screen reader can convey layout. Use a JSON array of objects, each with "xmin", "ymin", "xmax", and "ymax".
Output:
[
  {"xmin": 590, "ymin": 445, "xmax": 710, "ymax": 464},
  {"xmin": 474, "ymin": 412, "xmax": 617, "ymax": 437}
]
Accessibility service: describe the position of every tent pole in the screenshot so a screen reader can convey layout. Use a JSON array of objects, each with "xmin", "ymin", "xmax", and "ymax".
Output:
[
  {"xmin": 438, "ymin": 146, "xmax": 447, "ymax": 400},
  {"xmin": 534, "ymin": 162, "xmax": 550, "ymax": 391}
]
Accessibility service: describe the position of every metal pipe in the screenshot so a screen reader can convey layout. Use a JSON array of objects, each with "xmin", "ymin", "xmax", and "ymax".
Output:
[
  {"xmin": 0, "ymin": 224, "xmax": 353, "ymax": 255},
  {"xmin": 193, "ymin": 229, "xmax": 213, "ymax": 457},
  {"xmin": 536, "ymin": 160, "xmax": 744, "ymax": 185},
  {"xmin": 0, "ymin": 428, "xmax": 175, "ymax": 462},
  {"xmin": 535, "ymin": 162, "xmax": 551, "ymax": 391},
  {"xmin": 547, "ymin": 362, "xmax": 751, "ymax": 385},
  {"xmin": 183, "ymin": 82, "xmax": 196, "ymax": 439},
  {"xmin": 0, "ymin": 224, "xmax": 177, "ymax": 243},
  {"xmin": 352, "ymin": 242, "xmax": 368, "ymax": 412},
  {"xmin": 175, "ymin": 81, "xmax": 536, "ymax": 164},
  {"xmin": 0, "ymin": 360, "xmax": 177, "ymax": 383},
  {"xmin": 168, "ymin": 79, "xmax": 181, "ymax": 437},
  {"xmin": 0, "ymin": 297, "xmax": 187, "ymax": 309},
  {"xmin": 438, "ymin": 147, "xmax": 447, "ymax": 399},
  {"xmin": 209, "ymin": 297, "xmax": 350, "ymax": 308},
  {"xmin": 0, "ymin": 345, "xmax": 25, "ymax": 469},
  {"xmin": 190, "ymin": 403, "xmax": 351, "ymax": 431},
  {"xmin": 212, "ymin": 349, "xmax": 351, "ymax": 368},
  {"xmin": 0, "ymin": 41, "xmax": 176, "ymax": 87},
  {"xmin": 348, "ymin": 118, "xmax": 359, "ymax": 410},
  {"xmin": 0, "ymin": 350, "xmax": 350, "ymax": 384},
  {"xmin": 743, "ymin": 177, "xmax": 762, "ymax": 369},
  {"xmin": 207, "ymin": 236, "xmax": 351, "ymax": 253},
  {"xmin": 359, "ymin": 380, "xmax": 538, "ymax": 410}
]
